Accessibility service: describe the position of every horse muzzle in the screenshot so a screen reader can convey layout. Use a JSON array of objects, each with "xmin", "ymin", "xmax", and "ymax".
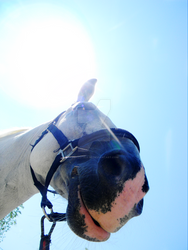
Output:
[{"xmin": 66, "ymin": 149, "xmax": 149, "ymax": 241}]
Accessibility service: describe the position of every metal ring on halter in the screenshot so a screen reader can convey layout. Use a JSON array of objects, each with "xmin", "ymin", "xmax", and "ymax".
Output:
[{"xmin": 42, "ymin": 206, "xmax": 53, "ymax": 221}]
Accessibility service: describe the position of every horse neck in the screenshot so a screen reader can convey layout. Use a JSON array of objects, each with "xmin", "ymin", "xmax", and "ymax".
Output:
[{"xmin": 0, "ymin": 122, "xmax": 49, "ymax": 219}]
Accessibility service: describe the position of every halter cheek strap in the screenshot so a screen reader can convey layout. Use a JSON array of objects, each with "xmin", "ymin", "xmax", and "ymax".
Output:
[{"xmin": 30, "ymin": 112, "xmax": 78, "ymax": 220}]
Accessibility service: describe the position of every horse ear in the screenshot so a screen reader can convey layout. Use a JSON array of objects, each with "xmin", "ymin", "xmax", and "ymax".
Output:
[{"xmin": 77, "ymin": 78, "xmax": 97, "ymax": 102}]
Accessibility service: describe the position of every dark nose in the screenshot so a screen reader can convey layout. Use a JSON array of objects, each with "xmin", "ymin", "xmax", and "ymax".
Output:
[
  {"xmin": 78, "ymin": 148, "xmax": 149, "ymax": 232},
  {"xmin": 98, "ymin": 150, "xmax": 141, "ymax": 183}
]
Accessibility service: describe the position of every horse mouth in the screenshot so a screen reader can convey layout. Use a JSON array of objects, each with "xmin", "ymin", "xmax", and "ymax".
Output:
[
  {"xmin": 66, "ymin": 164, "xmax": 148, "ymax": 242},
  {"xmin": 79, "ymin": 191, "xmax": 100, "ymax": 227}
]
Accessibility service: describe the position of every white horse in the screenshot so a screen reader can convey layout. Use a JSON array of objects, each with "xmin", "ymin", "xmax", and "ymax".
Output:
[{"xmin": 0, "ymin": 79, "xmax": 149, "ymax": 242}]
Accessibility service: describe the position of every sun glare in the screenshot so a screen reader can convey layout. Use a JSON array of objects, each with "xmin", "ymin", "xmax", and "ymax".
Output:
[{"xmin": 0, "ymin": 3, "xmax": 96, "ymax": 108}]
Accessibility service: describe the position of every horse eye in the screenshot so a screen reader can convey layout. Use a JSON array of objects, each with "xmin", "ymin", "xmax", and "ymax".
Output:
[{"xmin": 71, "ymin": 166, "xmax": 79, "ymax": 178}]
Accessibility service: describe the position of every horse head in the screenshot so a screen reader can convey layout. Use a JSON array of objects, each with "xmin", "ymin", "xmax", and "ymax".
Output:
[{"xmin": 30, "ymin": 79, "xmax": 149, "ymax": 242}]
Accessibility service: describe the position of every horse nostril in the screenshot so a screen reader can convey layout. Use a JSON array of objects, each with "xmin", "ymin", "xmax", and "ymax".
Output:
[
  {"xmin": 142, "ymin": 175, "xmax": 149, "ymax": 193},
  {"xmin": 98, "ymin": 150, "xmax": 126, "ymax": 177},
  {"xmin": 135, "ymin": 199, "xmax": 144, "ymax": 215}
]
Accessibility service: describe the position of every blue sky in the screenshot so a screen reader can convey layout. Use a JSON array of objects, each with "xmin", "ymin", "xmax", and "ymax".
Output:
[{"xmin": 0, "ymin": 0, "xmax": 187, "ymax": 250}]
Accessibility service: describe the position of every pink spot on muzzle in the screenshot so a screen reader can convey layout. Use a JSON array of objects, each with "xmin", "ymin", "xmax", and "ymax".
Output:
[{"xmin": 86, "ymin": 165, "xmax": 147, "ymax": 233}]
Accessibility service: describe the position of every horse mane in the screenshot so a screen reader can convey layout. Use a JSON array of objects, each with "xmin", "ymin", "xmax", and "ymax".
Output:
[{"xmin": 0, "ymin": 128, "xmax": 30, "ymax": 140}]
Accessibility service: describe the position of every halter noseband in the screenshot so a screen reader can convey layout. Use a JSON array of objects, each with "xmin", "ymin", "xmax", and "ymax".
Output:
[{"xmin": 30, "ymin": 111, "xmax": 140, "ymax": 222}]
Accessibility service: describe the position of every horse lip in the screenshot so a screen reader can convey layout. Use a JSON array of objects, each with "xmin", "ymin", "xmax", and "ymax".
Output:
[
  {"xmin": 77, "ymin": 188, "xmax": 111, "ymax": 241},
  {"xmin": 79, "ymin": 189, "xmax": 103, "ymax": 229}
]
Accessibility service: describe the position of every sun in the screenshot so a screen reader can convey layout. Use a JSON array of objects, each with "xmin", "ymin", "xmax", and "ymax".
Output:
[{"xmin": 0, "ymin": 3, "xmax": 96, "ymax": 108}]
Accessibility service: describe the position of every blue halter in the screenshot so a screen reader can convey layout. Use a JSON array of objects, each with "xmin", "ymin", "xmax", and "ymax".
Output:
[{"xmin": 30, "ymin": 111, "xmax": 140, "ymax": 221}]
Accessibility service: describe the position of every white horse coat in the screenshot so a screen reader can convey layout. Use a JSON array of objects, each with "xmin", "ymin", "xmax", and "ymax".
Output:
[{"xmin": 0, "ymin": 79, "xmax": 148, "ymax": 242}]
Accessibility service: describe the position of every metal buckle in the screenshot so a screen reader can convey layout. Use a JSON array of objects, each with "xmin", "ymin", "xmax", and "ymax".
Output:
[{"xmin": 59, "ymin": 143, "xmax": 78, "ymax": 162}]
